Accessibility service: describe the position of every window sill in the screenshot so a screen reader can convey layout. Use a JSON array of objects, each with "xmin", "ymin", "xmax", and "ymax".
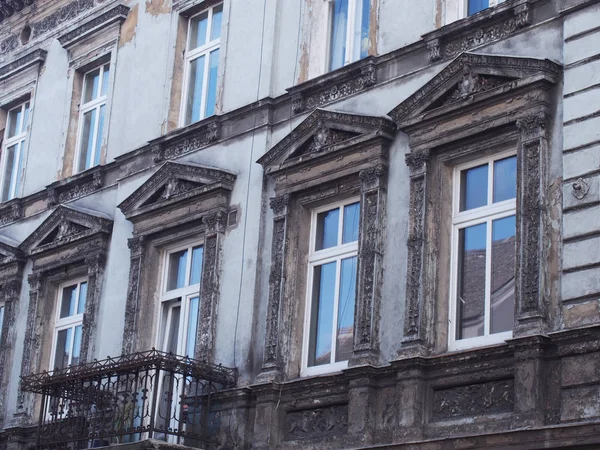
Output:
[
  {"xmin": 448, "ymin": 331, "xmax": 513, "ymax": 352},
  {"xmin": 301, "ymin": 360, "xmax": 349, "ymax": 378}
]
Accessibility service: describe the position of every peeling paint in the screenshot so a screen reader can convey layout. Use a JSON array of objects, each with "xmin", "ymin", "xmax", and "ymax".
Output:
[
  {"xmin": 119, "ymin": 3, "xmax": 138, "ymax": 47},
  {"xmin": 145, "ymin": 0, "xmax": 170, "ymax": 17},
  {"xmin": 298, "ymin": 43, "xmax": 309, "ymax": 84}
]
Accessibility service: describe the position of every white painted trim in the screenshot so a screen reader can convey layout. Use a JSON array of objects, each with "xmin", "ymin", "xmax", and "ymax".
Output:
[
  {"xmin": 301, "ymin": 197, "xmax": 359, "ymax": 378},
  {"xmin": 448, "ymin": 151, "xmax": 516, "ymax": 352},
  {"xmin": 0, "ymin": 101, "xmax": 30, "ymax": 201}
]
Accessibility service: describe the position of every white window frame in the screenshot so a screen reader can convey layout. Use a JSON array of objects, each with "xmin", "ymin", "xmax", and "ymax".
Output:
[
  {"xmin": 301, "ymin": 198, "xmax": 360, "ymax": 377},
  {"xmin": 0, "ymin": 301, "xmax": 5, "ymax": 335},
  {"xmin": 459, "ymin": 0, "xmax": 505, "ymax": 18},
  {"xmin": 48, "ymin": 278, "xmax": 88, "ymax": 371},
  {"xmin": 73, "ymin": 63, "xmax": 109, "ymax": 175},
  {"xmin": 327, "ymin": 0, "xmax": 370, "ymax": 70},
  {"xmin": 0, "ymin": 101, "xmax": 30, "ymax": 202},
  {"xmin": 179, "ymin": 3, "xmax": 222, "ymax": 127},
  {"xmin": 448, "ymin": 150, "xmax": 516, "ymax": 352},
  {"xmin": 156, "ymin": 240, "xmax": 204, "ymax": 358}
]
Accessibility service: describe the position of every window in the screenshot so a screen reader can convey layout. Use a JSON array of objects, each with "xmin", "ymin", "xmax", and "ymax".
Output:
[
  {"xmin": 1, "ymin": 101, "xmax": 30, "ymax": 201},
  {"xmin": 158, "ymin": 243, "xmax": 204, "ymax": 357},
  {"xmin": 181, "ymin": 4, "xmax": 223, "ymax": 126},
  {"xmin": 74, "ymin": 63, "xmax": 109, "ymax": 174},
  {"xmin": 449, "ymin": 152, "xmax": 516, "ymax": 351},
  {"xmin": 50, "ymin": 280, "xmax": 87, "ymax": 370},
  {"xmin": 464, "ymin": 0, "xmax": 505, "ymax": 16},
  {"xmin": 329, "ymin": 0, "xmax": 370, "ymax": 71},
  {"xmin": 302, "ymin": 199, "xmax": 360, "ymax": 376}
]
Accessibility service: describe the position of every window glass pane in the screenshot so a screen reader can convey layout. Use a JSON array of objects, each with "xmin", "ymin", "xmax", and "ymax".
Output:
[
  {"xmin": 190, "ymin": 246, "xmax": 204, "ymax": 285},
  {"xmin": 2, "ymin": 143, "xmax": 18, "ymax": 201},
  {"xmin": 211, "ymin": 4, "xmax": 223, "ymax": 41},
  {"xmin": 186, "ymin": 297, "xmax": 200, "ymax": 357},
  {"xmin": 167, "ymin": 249, "xmax": 188, "ymax": 290},
  {"xmin": 352, "ymin": 0, "xmax": 370, "ymax": 61},
  {"xmin": 53, "ymin": 328, "xmax": 73, "ymax": 370},
  {"xmin": 72, "ymin": 325, "xmax": 82, "ymax": 367},
  {"xmin": 7, "ymin": 106, "xmax": 22, "ymax": 139},
  {"xmin": 309, "ymin": 262, "xmax": 337, "ymax": 366},
  {"xmin": 329, "ymin": 0, "xmax": 349, "ymax": 71},
  {"xmin": 189, "ymin": 11, "xmax": 208, "ymax": 49},
  {"xmin": 204, "ymin": 49, "xmax": 219, "ymax": 118},
  {"xmin": 0, "ymin": 305, "xmax": 4, "ymax": 334},
  {"xmin": 493, "ymin": 156, "xmax": 516, "ymax": 203},
  {"xmin": 456, "ymin": 223, "xmax": 487, "ymax": 340},
  {"xmin": 491, "ymin": 216, "xmax": 515, "ymax": 334},
  {"xmin": 94, "ymin": 104, "xmax": 105, "ymax": 166},
  {"xmin": 79, "ymin": 109, "xmax": 97, "ymax": 172},
  {"xmin": 336, "ymin": 256, "xmax": 356, "ymax": 362},
  {"xmin": 166, "ymin": 305, "xmax": 181, "ymax": 354},
  {"xmin": 22, "ymin": 103, "xmax": 30, "ymax": 132},
  {"xmin": 342, "ymin": 202, "xmax": 360, "ymax": 244},
  {"xmin": 77, "ymin": 282, "xmax": 87, "ymax": 314},
  {"xmin": 316, "ymin": 208, "xmax": 340, "ymax": 250},
  {"xmin": 460, "ymin": 163, "xmax": 488, "ymax": 211},
  {"xmin": 186, "ymin": 55, "xmax": 206, "ymax": 125},
  {"xmin": 60, "ymin": 284, "xmax": 78, "ymax": 318},
  {"xmin": 83, "ymin": 68, "xmax": 101, "ymax": 103},
  {"xmin": 101, "ymin": 64, "xmax": 110, "ymax": 96},
  {"xmin": 468, "ymin": 0, "xmax": 489, "ymax": 15}
]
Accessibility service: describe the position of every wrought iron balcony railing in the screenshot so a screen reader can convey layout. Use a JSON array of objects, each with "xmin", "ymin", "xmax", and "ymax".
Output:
[{"xmin": 20, "ymin": 349, "xmax": 237, "ymax": 450}]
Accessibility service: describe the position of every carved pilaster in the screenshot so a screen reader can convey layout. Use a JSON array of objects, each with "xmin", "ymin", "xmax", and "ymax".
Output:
[
  {"xmin": 195, "ymin": 211, "xmax": 227, "ymax": 362},
  {"xmin": 15, "ymin": 272, "xmax": 44, "ymax": 424},
  {"xmin": 426, "ymin": 38, "xmax": 441, "ymax": 62},
  {"xmin": 0, "ymin": 277, "xmax": 21, "ymax": 425},
  {"xmin": 351, "ymin": 166, "xmax": 387, "ymax": 366},
  {"xmin": 79, "ymin": 252, "xmax": 105, "ymax": 363},
  {"xmin": 122, "ymin": 236, "xmax": 145, "ymax": 355},
  {"xmin": 258, "ymin": 195, "xmax": 290, "ymax": 381},
  {"xmin": 401, "ymin": 150, "xmax": 431, "ymax": 353},
  {"xmin": 515, "ymin": 113, "xmax": 548, "ymax": 335}
]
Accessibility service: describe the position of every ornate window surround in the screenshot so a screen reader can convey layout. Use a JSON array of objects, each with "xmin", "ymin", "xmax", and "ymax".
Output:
[
  {"xmin": 388, "ymin": 52, "xmax": 561, "ymax": 356},
  {"xmin": 0, "ymin": 240, "xmax": 24, "ymax": 427},
  {"xmin": 118, "ymin": 161, "xmax": 236, "ymax": 364},
  {"xmin": 256, "ymin": 108, "xmax": 396, "ymax": 381},
  {"xmin": 16, "ymin": 205, "xmax": 113, "ymax": 422}
]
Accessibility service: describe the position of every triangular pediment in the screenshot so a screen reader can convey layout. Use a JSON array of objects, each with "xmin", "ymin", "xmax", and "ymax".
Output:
[
  {"xmin": 257, "ymin": 109, "xmax": 396, "ymax": 173},
  {"xmin": 20, "ymin": 206, "xmax": 113, "ymax": 255},
  {"xmin": 0, "ymin": 237, "xmax": 23, "ymax": 265},
  {"xmin": 388, "ymin": 53, "xmax": 561, "ymax": 126},
  {"xmin": 118, "ymin": 162, "xmax": 236, "ymax": 215}
]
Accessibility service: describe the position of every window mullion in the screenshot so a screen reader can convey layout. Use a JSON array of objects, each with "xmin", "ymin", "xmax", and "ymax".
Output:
[
  {"xmin": 345, "ymin": 0, "xmax": 356, "ymax": 65},
  {"xmin": 185, "ymin": 246, "xmax": 193, "ymax": 286},
  {"xmin": 200, "ymin": 52, "xmax": 210, "ymax": 119},
  {"xmin": 88, "ymin": 105, "xmax": 101, "ymax": 170},
  {"xmin": 488, "ymin": 161, "xmax": 494, "ymax": 206},
  {"xmin": 484, "ymin": 218, "xmax": 492, "ymax": 336}
]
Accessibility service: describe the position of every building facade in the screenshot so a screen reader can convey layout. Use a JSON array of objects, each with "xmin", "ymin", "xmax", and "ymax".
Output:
[{"xmin": 0, "ymin": 0, "xmax": 599, "ymax": 449}]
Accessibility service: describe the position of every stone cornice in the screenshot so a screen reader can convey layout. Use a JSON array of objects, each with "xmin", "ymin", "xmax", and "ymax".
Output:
[
  {"xmin": 0, "ymin": 48, "xmax": 46, "ymax": 81},
  {"xmin": 58, "ymin": 3, "xmax": 130, "ymax": 48},
  {"xmin": 0, "ymin": 0, "xmax": 35, "ymax": 24},
  {"xmin": 45, "ymin": 165, "xmax": 105, "ymax": 207}
]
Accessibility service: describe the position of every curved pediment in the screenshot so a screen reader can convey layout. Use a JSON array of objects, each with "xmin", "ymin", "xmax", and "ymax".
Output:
[
  {"xmin": 258, "ymin": 109, "xmax": 396, "ymax": 175},
  {"xmin": 118, "ymin": 162, "xmax": 236, "ymax": 218},
  {"xmin": 388, "ymin": 53, "xmax": 561, "ymax": 127},
  {"xmin": 20, "ymin": 206, "xmax": 113, "ymax": 257}
]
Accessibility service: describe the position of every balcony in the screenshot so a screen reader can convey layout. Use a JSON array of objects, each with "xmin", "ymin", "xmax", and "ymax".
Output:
[{"xmin": 20, "ymin": 350, "xmax": 237, "ymax": 450}]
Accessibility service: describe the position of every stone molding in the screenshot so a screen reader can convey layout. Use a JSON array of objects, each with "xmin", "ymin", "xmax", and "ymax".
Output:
[
  {"xmin": 0, "ymin": 0, "xmax": 35, "ymax": 24},
  {"xmin": 58, "ymin": 3, "xmax": 129, "ymax": 48},
  {"xmin": 0, "ymin": 49, "xmax": 46, "ymax": 81},
  {"xmin": 46, "ymin": 167, "xmax": 104, "ymax": 207},
  {"xmin": 16, "ymin": 206, "xmax": 112, "ymax": 423},
  {"xmin": 258, "ymin": 110, "xmax": 394, "ymax": 379},
  {"xmin": 392, "ymin": 53, "xmax": 559, "ymax": 352},
  {"xmin": 151, "ymin": 121, "xmax": 220, "ymax": 163},
  {"xmin": 422, "ymin": 0, "xmax": 533, "ymax": 63},
  {"xmin": 120, "ymin": 162, "xmax": 235, "ymax": 363},
  {"xmin": 0, "ymin": 200, "xmax": 23, "ymax": 227},
  {"xmin": 288, "ymin": 58, "xmax": 377, "ymax": 114}
]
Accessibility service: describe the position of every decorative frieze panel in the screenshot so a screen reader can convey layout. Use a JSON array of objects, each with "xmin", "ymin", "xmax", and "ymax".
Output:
[
  {"xmin": 58, "ymin": 4, "xmax": 129, "ymax": 48},
  {"xmin": 0, "ymin": 200, "xmax": 23, "ymax": 227},
  {"xmin": 285, "ymin": 404, "xmax": 348, "ymax": 440},
  {"xmin": 152, "ymin": 122, "xmax": 220, "ymax": 162},
  {"xmin": 46, "ymin": 169, "xmax": 104, "ymax": 207},
  {"xmin": 432, "ymin": 379, "xmax": 515, "ymax": 420},
  {"xmin": 0, "ymin": 49, "xmax": 46, "ymax": 81}
]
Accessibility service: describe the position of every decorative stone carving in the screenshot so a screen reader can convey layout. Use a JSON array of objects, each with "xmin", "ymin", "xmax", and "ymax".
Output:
[
  {"xmin": 58, "ymin": 4, "xmax": 130, "ymax": 48},
  {"xmin": 30, "ymin": 0, "xmax": 96, "ymax": 38},
  {"xmin": 44, "ymin": 169, "xmax": 105, "ymax": 209},
  {"xmin": 432, "ymin": 379, "xmax": 514, "ymax": 420},
  {"xmin": 122, "ymin": 236, "xmax": 144, "ymax": 355},
  {"xmin": 0, "ymin": 0, "xmax": 35, "ymax": 23},
  {"xmin": 285, "ymin": 405, "xmax": 348, "ymax": 440},
  {"xmin": 0, "ymin": 200, "xmax": 23, "ymax": 227},
  {"xmin": 269, "ymin": 194, "xmax": 290, "ymax": 216},
  {"xmin": 0, "ymin": 49, "xmax": 47, "ymax": 80},
  {"xmin": 203, "ymin": 209, "xmax": 227, "ymax": 234},
  {"xmin": 289, "ymin": 61, "xmax": 377, "ymax": 114},
  {"xmin": 197, "ymin": 232, "xmax": 219, "ymax": 362},
  {"xmin": 571, "ymin": 178, "xmax": 590, "ymax": 200},
  {"xmin": 152, "ymin": 122, "xmax": 220, "ymax": 162},
  {"xmin": 359, "ymin": 165, "xmax": 386, "ymax": 188},
  {"xmin": 516, "ymin": 112, "xmax": 547, "ymax": 142},
  {"xmin": 0, "ymin": 35, "xmax": 19, "ymax": 55},
  {"xmin": 441, "ymin": 70, "xmax": 510, "ymax": 106},
  {"xmin": 427, "ymin": 39, "xmax": 441, "ymax": 62}
]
